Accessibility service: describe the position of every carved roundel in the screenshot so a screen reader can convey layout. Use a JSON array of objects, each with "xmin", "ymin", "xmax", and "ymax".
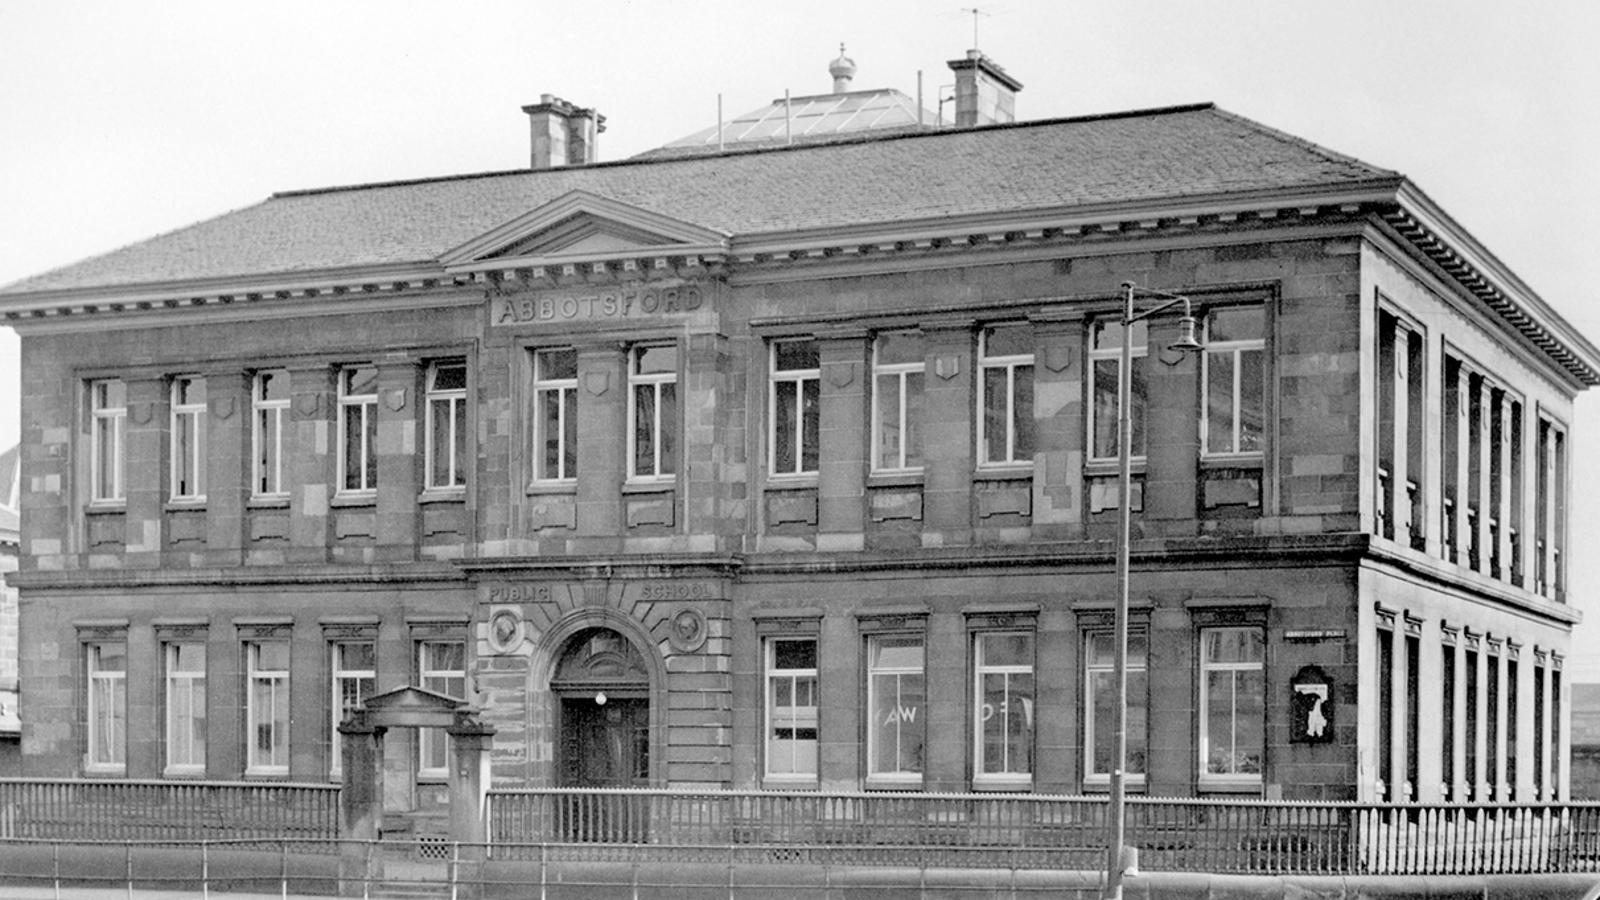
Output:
[
  {"xmin": 486, "ymin": 607, "xmax": 525, "ymax": 655},
  {"xmin": 667, "ymin": 607, "xmax": 708, "ymax": 654}
]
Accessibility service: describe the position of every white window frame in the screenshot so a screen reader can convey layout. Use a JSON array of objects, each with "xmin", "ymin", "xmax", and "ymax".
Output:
[
  {"xmin": 865, "ymin": 633, "xmax": 925, "ymax": 785},
  {"xmin": 627, "ymin": 344, "xmax": 678, "ymax": 482},
  {"xmin": 337, "ymin": 366, "xmax": 379, "ymax": 496},
  {"xmin": 1198, "ymin": 626, "xmax": 1265, "ymax": 786},
  {"xmin": 1083, "ymin": 630, "xmax": 1147, "ymax": 786},
  {"xmin": 1087, "ymin": 319, "xmax": 1148, "ymax": 463},
  {"xmin": 164, "ymin": 642, "xmax": 206, "ymax": 776},
  {"xmin": 170, "ymin": 375, "xmax": 207, "ymax": 501},
  {"xmin": 330, "ymin": 641, "xmax": 376, "ymax": 777},
  {"xmin": 90, "ymin": 379, "xmax": 127, "ymax": 504},
  {"xmin": 972, "ymin": 632, "xmax": 1034, "ymax": 788},
  {"xmin": 871, "ymin": 331, "xmax": 926, "ymax": 474},
  {"xmin": 418, "ymin": 640, "xmax": 465, "ymax": 780},
  {"xmin": 253, "ymin": 370, "xmax": 290, "ymax": 499},
  {"xmin": 977, "ymin": 324, "xmax": 1035, "ymax": 468},
  {"xmin": 768, "ymin": 339, "xmax": 821, "ymax": 478},
  {"xmin": 764, "ymin": 637, "xmax": 819, "ymax": 783},
  {"xmin": 86, "ymin": 641, "xmax": 127, "ymax": 773},
  {"xmin": 424, "ymin": 360, "xmax": 468, "ymax": 491},
  {"xmin": 246, "ymin": 641, "xmax": 290, "ymax": 776},
  {"xmin": 1200, "ymin": 307, "xmax": 1266, "ymax": 459},
  {"xmin": 532, "ymin": 348, "xmax": 579, "ymax": 484}
]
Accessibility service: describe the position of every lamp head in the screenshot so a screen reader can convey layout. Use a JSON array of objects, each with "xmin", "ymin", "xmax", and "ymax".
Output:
[{"xmin": 1168, "ymin": 313, "xmax": 1204, "ymax": 353}]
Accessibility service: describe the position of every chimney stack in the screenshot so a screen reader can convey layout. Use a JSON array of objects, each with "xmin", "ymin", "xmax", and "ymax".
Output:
[
  {"xmin": 522, "ymin": 94, "xmax": 606, "ymax": 169},
  {"xmin": 946, "ymin": 50, "xmax": 1022, "ymax": 127}
]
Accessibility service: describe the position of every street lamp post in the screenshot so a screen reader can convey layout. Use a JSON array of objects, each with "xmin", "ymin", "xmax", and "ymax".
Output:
[{"xmin": 1103, "ymin": 281, "xmax": 1203, "ymax": 900}]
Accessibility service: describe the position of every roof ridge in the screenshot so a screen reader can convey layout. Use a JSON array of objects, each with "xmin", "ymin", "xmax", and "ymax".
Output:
[
  {"xmin": 271, "ymin": 103, "xmax": 1222, "ymax": 200},
  {"xmin": 1206, "ymin": 106, "xmax": 1399, "ymax": 179}
]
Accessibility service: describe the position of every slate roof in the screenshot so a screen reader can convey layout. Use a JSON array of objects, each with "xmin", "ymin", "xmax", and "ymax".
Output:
[
  {"xmin": 0, "ymin": 104, "xmax": 1397, "ymax": 297},
  {"xmin": 641, "ymin": 87, "xmax": 940, "ymax": 159}
]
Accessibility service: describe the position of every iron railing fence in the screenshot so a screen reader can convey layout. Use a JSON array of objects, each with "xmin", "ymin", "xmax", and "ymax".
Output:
[
  {"xmin": 0, "ymin": 778, "xmax": 340, "ymax": 842},
  {"xmin": 486, "ymin": 789, "xmax": 1600, "ymax": 876},
  {"xmin": 4, "ymin": 780, "xmax": 1600, "ymax": 877}
]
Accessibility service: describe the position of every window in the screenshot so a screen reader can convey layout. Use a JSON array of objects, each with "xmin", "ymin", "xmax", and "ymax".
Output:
[
  {"xmin": 253, "ymin": 370, "xmax": 290, "ymax": 498},
  {"xmin": 532, "ymin": 348, "xmax": 578, "ymax": 483},
  {"xmin": 765, "ymin": 638, "xmax": 818, "ymax": 779},
  {"xmin": 1203, "ymin": 307, "xmax": 1264, "ymax": 457},
  {"xmin": 866, "ymin": 634, "xmax": 924, "ymax": 783},
  {"xmin": 872, "ymin": 331, "xmax": 925, "ymax": 472},
  {"xmin": 628, "ymin": 345, "xmax": 678, "ymax": 480},
  {"xmin": 978, "ymin": 324, "xmax": 1035, "ymax": 466},
  {"xmin": 165, "ymin": 643, "xmax": 206, "ymax": 775},
  {"xmin": 338, "ymin": 366, "xmax": 379, "ymax": 494},
  {"xmin": 1199, "ymin": 627, "xmax": 1264, "ymax": 784},
  {"xmin": 1442, "ymin": 639, "xmax": 1456, "ymax": 801},
  {"xmin": 1465, "ymin": 645, "xmax": 1480, "ymax": 800},
  {"xmin": 1089, "ymin": 320, "xmax": 1147, "ymax": 461},
  {"xmin": 331, "ymin": 642, "xmax": 376, "ymax": 775},
  {"xmin": 247, "ymin": 642, "xmax": 290, "ymax": 775},
  {"xmin": 974, "ymin": 632, "xmax": 1033, "ymax": 785},
  {"xmin": 770, "ymin": 339, "xmax": 820, "ymax": 477},
  {"xmin": 425, "ymin": 361, "xmax": 467, "ymax": 490},
  {"xmin": 1084, "ymin": 631, "xmax": 1147, "ymax": 783},
  {"xmin": 170, "ymin": 376, "xmax": 207, "ymax": 500},
  {"xmin": 90, "ymin": 379, "xmax": 127, "ymax": 503},
  {"xmin": 418, "ymin": 640, "xmax": 465, "ymax": 778},
  {"xmin": 1536, "ymin": 416, "xmax": 1567, "ymax": 599},
  {"xmin": 86, "ymin": 642, "xmax": 127, "ymax": 772}
]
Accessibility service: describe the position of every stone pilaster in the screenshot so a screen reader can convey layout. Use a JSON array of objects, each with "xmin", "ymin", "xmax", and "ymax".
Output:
[
  {"xmin": 374, "ymin": 356, "xmax": 421, "ymax": 562},
  {"xmin": 202, "ymin": 369, "xmax": 251, "ymax": 567},
  {"xmin": 121, "ymin": 375, "xmax": 166, "ymax": 566},
  {"xmin": 921, "ymin": 319, "xmax": 975, "ymax": 545},
  {"xmin": 1144, "ymin": 318, "xmax": 1200, "ymax": 531},
  {"xmin": 1031, "ymin": 315, "xmax": 1086, "ymax": 538},
  {"xmin": 574, "ymin": 343, "xmax": 626, "ymax": 545},
  {"xmin": 816, "ymin": 330, "xmax": 868, "ymax": 551},
  {"xmin": 288, "ymin": 365, "xmax": 334, "ymax": 564}
]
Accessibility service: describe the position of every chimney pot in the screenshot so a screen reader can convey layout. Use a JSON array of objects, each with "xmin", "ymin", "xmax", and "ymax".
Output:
[{"xmin": 522, "ymin": 95, "xmax": 602, "ymax": 169}]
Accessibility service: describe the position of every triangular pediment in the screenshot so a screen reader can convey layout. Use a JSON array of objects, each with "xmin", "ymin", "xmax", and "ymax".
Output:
[{"xmin": 441, "ymin": 190, "xmax": 730, "ymax": 269}]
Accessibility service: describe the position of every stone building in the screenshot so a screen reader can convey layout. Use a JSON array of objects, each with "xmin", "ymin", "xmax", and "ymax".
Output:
[{"xmin": 0, "ymin": 52, "xmax": 1590, "ymax": 829}]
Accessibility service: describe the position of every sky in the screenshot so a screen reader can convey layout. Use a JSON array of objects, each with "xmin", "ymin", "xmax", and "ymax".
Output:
[{"xmin": 1, "ymin": 1, "xmax": 1597, "ymax": 666}]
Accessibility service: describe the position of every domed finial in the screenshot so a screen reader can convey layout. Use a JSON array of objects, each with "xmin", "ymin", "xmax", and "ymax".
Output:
[{"xmin": 829, "ymin": 43, "xmax": 857, "ymax": 94}]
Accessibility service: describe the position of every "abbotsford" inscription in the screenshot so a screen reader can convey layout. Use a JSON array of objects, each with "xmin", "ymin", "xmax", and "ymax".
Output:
[{"xmin": 494, "ymin": 284, "xmax": 704, "ymax": 325}]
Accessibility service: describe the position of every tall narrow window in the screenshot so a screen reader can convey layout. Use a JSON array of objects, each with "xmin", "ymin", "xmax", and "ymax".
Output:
[
  {"xmin": 978, "ymin": 323, "xmax": 1035, "ymax": 466},
  {"xmin": 1442, "ymin": 358, "xmax": 1461, "ymax": 564},
  {"xmin": 1553, "ymin": 424, "xmax": 1567, "ymax": 599},
  {"xmin": 1199, "ymin": 627, "xmax": 1264, "ymax": 784},
  {"xmin": 866, "ymin": 634, "xmax": 924, "ymax": 783},
  {"xmin": 1084, "ymin": 631, "xmax": 1147, "ymax": 783},
  {"xmin": 1553, "ymin": 668, "xmax": 1563, "ymax": 800},
  {"xmin": 770, "ymin": 339, "xmax": 820, "ymax": 477},
  {"xmin": 1489, "ymin": 391, "xmax": 1504, "ymax": 578},
  {"xmin": 765, "ymin": 638, "xmax": 819, "ymax": 779},
  {"xmin": 338, "ymin": 366, "xmax": 379, "ymax": 494},
  {"xmin": 1509, "ymin": 400, "xmax": 1524, "ymax": 584},
  {"xmin": 1377, "ymin": 624, "xmax": 1394, "ymax": 800},
  {"xmin": 532, "ymin": 348, "xmax": 578, "ymax": 483},
  {"xmin": 1467, "ymin": 376, "xmax": 1484, "ymax": 570},
  {"xmin": 1405, "ymin": 632, "xmax": 1420, "ymax": 799},
  {"xmin": 165, "ymin": 643, "xmax": 206, "ymax": 776},
  {"xmin": 1465, "ymin": 646, "xmax": 1480, "ymax": 800},
  {"xmin": 418, "ymin": 640, "xmax": 465, "ymax": 778},
  {"xmin": 1089, "ymin": 320, "xmax": 1147, "ymax": 461},
  {"xmin": 974, "ymin": 632, "xmax": 1034, "ymax": 785},
  {"xmin": 872, "ymin": 332, "xmax": 926, "ymax": 472},
  {"xmin": 1442, "ymin": 642, "xmax": 1456, "ymax": 801},
  {"xmin": 1506, "ymin": 655, "xmax": 1518, "ymax": 802},
  {"xmin": 247, "ymin": 642, "xmax": 290, "ymax": 775},
  {"xmin": 171, "ymin": 376, "xmax": 207, "ymax": 501},
  {"xmin": 1534, "ymin": 660, "xmax": 1546, "ymax": 800},
  {"xmin": 331, "ymin": 642, "xmax": 376, "ymax": 775},
  {"xmin": 86, "ymin": 641, "xmax": 127, "ymax": 772},
  {"xmin": 629, "ymin": 345, "xmax": 678, "ymax": 480},
  {"xmin": 253, "ymin": 370, "xmax": 290, "ymax": 498},
  {"xmin": 1203, "ymin": 307, "xmax": 1264, "ymax": 457},
  {"xmin": 90, "ymin": 379, "xmax": 127, "ymax": 503},
  {"xmin": 425, "ymin": 361, "xmax": 467, "ymax": 490},
  {"xmin": 1487, "ymin": 647, "xmax": 1500, "ymax": 801}
]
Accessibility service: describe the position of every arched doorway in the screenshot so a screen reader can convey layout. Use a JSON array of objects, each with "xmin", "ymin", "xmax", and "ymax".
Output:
[{"xmin": 551, "ymin": 627, "xmax": 651, "ymax": 788}]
